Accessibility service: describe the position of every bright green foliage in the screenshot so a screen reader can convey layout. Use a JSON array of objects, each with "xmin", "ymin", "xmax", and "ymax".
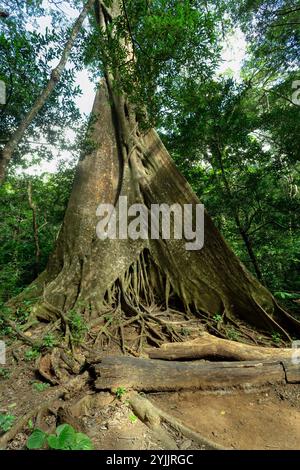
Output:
[
  {"xmin": 0, "ymin": 171, "xmax": 74, "ymax": 303},
  {"xmin": 32, "ymin": 381, "xmax": 50, "ymax": 392},
  {"xmin": 0, "ymin": 1, "xmax": 83, "ymax": 171},
  {"xmin": 213, "ymin": 314, "xmax": 223, "ymax": 323},
  {"xmin": 85, "ymin": 0, "xmax": 224, "ymax": 125},
  {"xmin": 42, "ymin": 333, "xmax": 57, "ymax": 349},
  {"xmin": 0, "ymin": 368, "xmax": 10, "ymax": 379},
  {"xmin": 68, "ymin": 308, "xmax": 88, "ymax": 344},
  {"xmin": 27, "ymin": 419, "xmax": 34, "ymax": 429},
  {"xmin": 129, "ymin": 414, "xmax": 138, "ymax": 424},
  {"xmin": 27, "ymin": 424, "xmax": 93, "ymax": 450},
  {"xmin": 0, "ymin": 413, "xmax": 15, "ymax": 433},
  {"xmin": 164, "ymin": 74, "xmax": 300, "ymax": 299},
  {"xmin": 115, "ymin": 386, "xmax": 127, "ymax": 399},
  {"xmin": 272, "ymin": 332, "xmax": 282, "ymax": 345},
  {"xmin": 24, "ymin": 348, "xmax": 40, "ymax": 361},
  {"xmin": 26, "ymin": 429, "xmax": 47, "ymax": 449}
]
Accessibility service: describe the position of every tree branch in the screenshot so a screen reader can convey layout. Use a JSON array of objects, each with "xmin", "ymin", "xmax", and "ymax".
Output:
[
  {"xmin": 0, "ymin": 0, "xmax": 95, "ymax": 184},
  {"xmin": 275, "ymin": 7, "xmax": 300, "ymax": 16},
  {"xmin": 269, "ymin": 22, "xmax": 300, "ymax": 27}
]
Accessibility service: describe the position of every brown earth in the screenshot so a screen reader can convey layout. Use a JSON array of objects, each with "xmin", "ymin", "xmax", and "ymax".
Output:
[
  {"xmin": 0, "ymin": 342, "xmax": 299, "ymax": 451},
  {"xmin": 149, "ymin": 386, "xmax": 300, "ymax": 450}
]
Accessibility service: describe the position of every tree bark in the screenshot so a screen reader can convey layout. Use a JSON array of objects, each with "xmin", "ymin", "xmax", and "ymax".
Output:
[
  {"xmin": 94, "ymin": 356, "xmax": 288, "ymax": 391},
  {"xmin": 12, "ymin": 0, "xmax": 300, "ymax": 345},
  {"xmin": 145, "ymin": 332, "xmax": 296, "ymax": 361}
]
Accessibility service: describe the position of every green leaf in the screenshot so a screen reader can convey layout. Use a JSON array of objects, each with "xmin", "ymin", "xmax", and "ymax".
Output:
[
  {"xmin": 47, "ymin": 434, "xmax": 61, "ymax": 449},
  {"xmin": 0, "ymin": 413, "xmax": 15, "ymax": 432},
  {"xmin": 26, "ymin": 429, "xmax": 47, "ymax": 449},
  {"xmin": 56, "ymin": 423, "xmax": 76, "ymax": 449},
  {"xmin": 28, "ymin": 418, "xmax": 34, "ymax": 429},
  {"xmin": 72, "ymin": 432, "xmax": 93, "ymax": 450}
]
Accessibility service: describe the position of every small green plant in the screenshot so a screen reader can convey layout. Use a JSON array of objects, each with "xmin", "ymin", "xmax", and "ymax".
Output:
[
  {"xmin": 32, "ymin": 381, "xmax": 50, "ymax": 392},
  {"xmin": 213, "ymin": 314, "xmax": 223, "ymax": 323},
  {"xmin": 0, "ymin": 368, "xmax": 10, "ymax": 379},
  {"xmin": 15, "ymin": 305, "xmax": 30, "ymax": 325},
  {"xmin": 24, "ymin": 348, "xmax": 40, "ymax": 361},
  {"xmin": 68, "ymin": 309, "xmax": 88, "ymax": 344},
  {"xmin": 272, "ymin": 332, "xmax": 281, "ymax": 344},
  {"xmin": 129, "ymin": 414, "xmax": 137, "ymax": 424},
  {"xmin": 0, "ymin": 306, "xmax": 13, "ymax": 336},
  {"xmin": 28, "ymin": 419, "xmax": 34, "ymax": 430},
  {"xmin": 180, "ymin": 327, "xmax": 190, "ymax": 336},
  {"xmin": 115, "ymin": 387, "xmax": 127, "ymax": 399},
  {"xmin": 26, "ymin": 424, "xmax": 93, "ymax": 450},
  {"xmin": 0, "ymin": 322, "xmax": 13, "ymax": 336},
  {"xmin": 0, "ymin": 413, "xmax": 15, "ymax": 433},
  {"xmin": 227, "ymin": 328, "xmax": 239, "ymax": 341},
  {"xmin": 42, "ymin": 333, "xmax": 57, "ymax": 349}
]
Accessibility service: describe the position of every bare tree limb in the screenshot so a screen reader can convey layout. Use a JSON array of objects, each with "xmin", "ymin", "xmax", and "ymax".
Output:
[
  {"xmin": 275, "ymin": 7, "xmax": 300, "ymax": 16},
  {"xmin": 269, "ymin": 22, "xmax": 300, "ymax": 27},
  {"xmin": 0, "ymin": 0, "xmax": 95, "ymax": 184}
]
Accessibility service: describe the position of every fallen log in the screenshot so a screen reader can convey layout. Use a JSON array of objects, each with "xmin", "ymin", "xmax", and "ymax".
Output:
[
  {"xmin": 145, "ymin": 332, "xmax": 295, "ymax": 362},
  {"xmin": 94, "ymin": 356, "xmax": 289, "ymax": 392}
]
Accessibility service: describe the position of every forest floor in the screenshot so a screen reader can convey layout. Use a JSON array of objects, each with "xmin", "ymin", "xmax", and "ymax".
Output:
[{"xmin": 1, "ymin": 338, "xmax": 300, "ymax": 450}]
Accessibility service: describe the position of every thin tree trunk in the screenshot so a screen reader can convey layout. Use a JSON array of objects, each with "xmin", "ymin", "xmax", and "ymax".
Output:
[
  {"xmin": 0, "ymin": 0, "xmax": 95, "ymax": 184},
  {"xmin": 239, "ymin": 227, "xmax": 263, "ymax": 281},
  {"xmin": 28, "ymin": 182, "xmax": 40, "ymax": 277}
]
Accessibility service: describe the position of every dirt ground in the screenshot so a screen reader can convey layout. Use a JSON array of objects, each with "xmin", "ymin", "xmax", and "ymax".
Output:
[
  {"xmin": 1, "ymin": 345, "xmax": 300, "ymax": 451},
  {"xmin": 149, "ymin": 386, "xmax": 300, "ymax": 450}
]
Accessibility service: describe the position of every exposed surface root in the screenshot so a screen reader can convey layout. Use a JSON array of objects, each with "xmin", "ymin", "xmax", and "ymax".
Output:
[{"xmin": 128, "ymin": 391, "xmax": 227, "ymax": 450}]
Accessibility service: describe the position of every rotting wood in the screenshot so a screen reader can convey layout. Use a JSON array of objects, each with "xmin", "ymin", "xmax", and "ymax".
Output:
[
  {"xmin": 94, "ymin": 356, "xmax": 290, "ymax": 392},
  {"xmin": 145, "ymin": 332, "xmax": 295, "ymax": 362}
]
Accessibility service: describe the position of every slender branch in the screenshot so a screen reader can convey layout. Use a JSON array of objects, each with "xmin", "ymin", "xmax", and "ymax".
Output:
[
  {"xmin": 269, "ymin": 22, "xmax": 300, "ymax": 27},
  {"xmin": 275, "ymin": 7, "xmax": 300, "ymax": 16},
  {"xmin": 28, "ymin": 182, "xmax": 40, "ymax": 277},
  {"xmin": 262, "ymin": 88, "xmax": 298, "ymax": 107},
  {"xmin": 121, "ymin": 0, "xmax": 137, "ymax": 55},
  {"xmin": 0, "ymin": 0, "xmax": 95, "ymax": 184}
]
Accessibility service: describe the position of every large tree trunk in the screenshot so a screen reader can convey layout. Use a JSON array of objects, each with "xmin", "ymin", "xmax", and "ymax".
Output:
[
  {"xmin": 13, "ymin": 0, "xmax": 299, "ymax": 344},
  {"xmin": 22, "ymin": 77, "xmax": 299, "ymax": 341}
]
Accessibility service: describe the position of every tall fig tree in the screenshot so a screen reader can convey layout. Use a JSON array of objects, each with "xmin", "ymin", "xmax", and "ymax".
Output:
[{"xmin": 6, "ymin": 0, "xmax": 300, "ymax": 345}]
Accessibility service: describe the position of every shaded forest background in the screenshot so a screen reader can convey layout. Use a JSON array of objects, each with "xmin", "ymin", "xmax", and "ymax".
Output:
[{"xmin": 0, "ymin": 0, "xmax": 299, "ymax": 315}]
